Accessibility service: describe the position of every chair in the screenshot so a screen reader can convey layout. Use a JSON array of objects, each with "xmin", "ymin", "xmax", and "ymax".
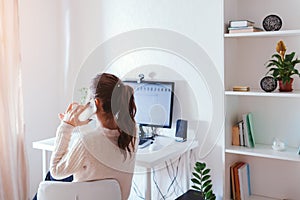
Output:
[{"xmin": 37, "ymin": 179, "xmax": 121, "ymax": 200}]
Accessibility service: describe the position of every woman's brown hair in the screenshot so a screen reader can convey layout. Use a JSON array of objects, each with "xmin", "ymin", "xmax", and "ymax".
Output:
[{"xmin": 90, "ymin": 73, "xmax": 136, "ymax": 156}]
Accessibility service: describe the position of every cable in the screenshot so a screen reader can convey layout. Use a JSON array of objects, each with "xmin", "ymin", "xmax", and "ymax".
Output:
[
  {"xmin": 132, "ymin": 180, "xmax": 145, "ymax": 200},
  {"xmin": 172, "ymin": 157, "xmax": 184, "ymax": 195},
  {"xmin": 152, "ymin": 169, "xmax": 166, "ymax": 200},
  {"xmin": 152, "ymin": 155, "xmax": 184, "ymax": 200},
  {"xmin": 166, "ymin": 156, "xmax": 182, "ymax": 194},
  {"xmin": 166, "ymin": 156, "xmax": 184, "ymax": 197},
  {"xmin": 133, "ymin": 151, "xmax": 195, "ymax": 199}
]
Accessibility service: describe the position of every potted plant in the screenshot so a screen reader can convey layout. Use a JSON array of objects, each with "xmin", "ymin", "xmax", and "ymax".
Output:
[
  {"xmin": 176, "ymin": 161, "xmax": 216, "ymax": 200},
  {"xmin": 265, "ymin": 40, "xmax": 300, "ymax": 92},
  {"xmin": 191, "ymin": 162, "xmax": 216, "ymax": 200}
]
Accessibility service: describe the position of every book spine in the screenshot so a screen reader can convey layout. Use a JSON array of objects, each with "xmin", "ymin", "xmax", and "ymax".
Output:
[
  {"xmin": 238, "ymin": 165, "xmax": 245, "ymax": 200},
  {"xmin": 230, "ymin": 164, "xmax": 236, "ymax": 200},
  {"xmin": 238, "ymin": 163, "xmax": 251, "ymax": 200},
  {"xmin": 229, "ymin": 20, "xmax": 254, "ymax": 27},
  {"xmin": 232, "ymin": 124, "xmax": 240, "ymax": 146},
  {"xmin": 228, "ymin": 27, "xmax": 263, "ymax": 34},
  {"xmin": 246, "ymin": 163, "xmax": 251, "ymax": 196},
  {"xmin": 238, "ymin": 121, "xmax": 245, "ymax": 146},
  {"xmin": 242, "ymin": 114, "xmax": 250, "ymax": 147},
  {"xmin": 247, "ymin": 113, "xmax": 256, "ymax": 148}
]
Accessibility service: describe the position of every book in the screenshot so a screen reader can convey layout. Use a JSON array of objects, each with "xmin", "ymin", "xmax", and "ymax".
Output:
[
  {"xmin": 232, "ymin": 124, "xmax": 240, "ymax": 146},
  {"xmin": 229, "ymin": 20, "xmax": 254, "ymax": 27},
  {"xmin": 238, "ymin": 121, "xmax": 245, "ymax": 146},
  {"xmin": 238, "ymin": 163, "xmax": 251, "ymax": 200},
  {"xmin": 228, "ymin": 26, "xmax": 263, "ymax": 34},
  {"xmin": 242, "ymin": 114, "xmax": 250, "ymax": 147},
  {"xmin": 233, "ymin": 86, "xmax": 250, "ymax": 92},
  {"xmin": 247, "ymin": 113, "xmax": 256, "ymax": 148},
  {"xmin": 233, "ymin": 162, "xmax": 245, "ymax": 200},
  {"xmin": 242, "ymin": 113, "xmax": 256, "ymax": 148},
  {"xmin": 230, "ymin": 162, "xmax": 241, "ymax": 200}
]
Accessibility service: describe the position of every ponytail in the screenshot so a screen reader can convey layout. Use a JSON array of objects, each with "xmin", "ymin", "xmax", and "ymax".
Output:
[{"xmin": 111, "ymin": 82, "xmax": 137, "ymax": 157}]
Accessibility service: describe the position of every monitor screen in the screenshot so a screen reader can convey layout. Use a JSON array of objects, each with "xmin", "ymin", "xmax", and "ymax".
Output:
[{"xmin": 124, "ymin": 80, "xmax": 174, "ymax": 128}]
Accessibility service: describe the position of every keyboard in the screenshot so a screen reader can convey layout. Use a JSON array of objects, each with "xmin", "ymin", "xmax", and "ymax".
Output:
[{"xmin": 138, "ymin": 138, "xmax": 152, "ymax": 148}]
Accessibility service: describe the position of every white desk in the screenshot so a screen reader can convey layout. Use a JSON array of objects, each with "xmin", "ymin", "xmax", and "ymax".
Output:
[{"xmin": 33, "ymin": 132, "xmax": 198, "ymax": 200}]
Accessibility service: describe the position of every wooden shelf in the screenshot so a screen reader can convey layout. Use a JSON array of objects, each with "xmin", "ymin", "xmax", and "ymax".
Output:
[
  {"xmin": 224, "ymin": 29, "xmax": 300, "ymax": 38},
  {"xmin": 226, "ymin": 144, "xmax": 300, "ymax": 162},
  {"xmin": 225, "ymin": 89, "xmax": 300, "ymax": 98}
]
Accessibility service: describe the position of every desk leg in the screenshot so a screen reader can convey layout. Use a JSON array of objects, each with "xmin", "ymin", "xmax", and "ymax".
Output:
[
  {"xmin": 42, "ymin": 150, "xmax": 47, "ymax": 179},
  {"xmin": 145, "ymin": 168, "xmax": 152, "ymax": 200},
  {"xmin": 185, "ymin": 151, "xmax": 191, "ymax": 190}
]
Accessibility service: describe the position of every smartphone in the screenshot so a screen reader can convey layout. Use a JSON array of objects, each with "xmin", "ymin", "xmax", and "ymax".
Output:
[
  {"xmin": 78, "ymin": 100, "xmax": 97, "ymax": 121},
  {"xmin": 175, "ymin": 119, "xmax": 187, "ymax": 142}
]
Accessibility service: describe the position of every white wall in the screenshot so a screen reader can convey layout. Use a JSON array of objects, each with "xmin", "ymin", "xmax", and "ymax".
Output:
[
  {"xmin": 20, "ymin": 0, "xmax": 224, "ymax": 199},
  {"xmin": 19, "ymin": 0, "xmax": 65, "ymax": 197},
  {"xmin": 66, "ymin": 0, "xmax": 224, "ymax": 199}
]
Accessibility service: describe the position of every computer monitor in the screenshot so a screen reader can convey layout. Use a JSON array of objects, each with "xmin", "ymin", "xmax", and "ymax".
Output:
[{"xmin": 123, "ymin": 80, "xmax": 175, "ymax": 129}]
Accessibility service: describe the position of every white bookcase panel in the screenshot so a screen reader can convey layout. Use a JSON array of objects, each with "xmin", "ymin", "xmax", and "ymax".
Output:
[
  {"xmin": 225, "ymin": 96, "xmax": 300, "ymax": 149},
  {"xmin": 224, "ymin": 37, "xmax": 300, "ymax": 91},
  {"xmin": 225, "ymin": 29, "xmax": 300, "ymax": 38},
  {"xmin": 224, "ymin": 0, "xmax": 300, "ymax": 199},
  {"xmin": 225, "ymin": 89, "xmax": 300, "ymax": 98},
  {"xmin": 225, "ymin": 154, "xmax": 300, "ymax": 199},
  {"xmin": 226, "ymin": 144, "xmax": 300, "ymax": 162}
]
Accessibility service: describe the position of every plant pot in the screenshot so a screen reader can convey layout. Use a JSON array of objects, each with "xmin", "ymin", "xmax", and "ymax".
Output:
[
  {"xmin": 175, "ymin": 190, "xmax": 204, "ymax": 200},
  {"xmin": 279, "ymin": 78, "xmax": 293, "ymax": 92}
]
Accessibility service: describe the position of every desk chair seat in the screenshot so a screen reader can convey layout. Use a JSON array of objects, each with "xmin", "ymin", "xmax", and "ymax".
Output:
[{"xmin": 37, "ymin": 179, "xmax": 121, "ymax": 200}]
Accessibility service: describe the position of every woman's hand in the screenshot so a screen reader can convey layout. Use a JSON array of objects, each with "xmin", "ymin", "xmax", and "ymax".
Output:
[{"xmin": 58, "ymin": 102, "xmax": 92, "ymax": 127}]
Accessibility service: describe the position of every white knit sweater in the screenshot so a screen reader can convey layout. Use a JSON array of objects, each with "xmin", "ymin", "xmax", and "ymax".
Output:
[{"xmin": 50, "ymin": 122, "xmax": 136, "ymax": 200}]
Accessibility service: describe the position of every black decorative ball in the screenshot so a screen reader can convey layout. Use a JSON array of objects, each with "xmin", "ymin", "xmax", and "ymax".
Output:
[
  {"xmin": 260, "ymin": 76, "xmax": 277, "ymax": 92},
  {"xmin": 262, "ymin": 14, "xmax": 282, "ymax": 31}
]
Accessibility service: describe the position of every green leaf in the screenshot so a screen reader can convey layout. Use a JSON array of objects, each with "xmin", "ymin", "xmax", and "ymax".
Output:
[
  {"xmin": 292, "ymin": 59, "xmax": 300, "ymax": 66},
  {"xmin": 194, "ymin": 166, "xmax": 201, "ymax": 174},
  {"xmin": 203, "ymin": 180, "xmax": 212, "ymax": 188},
  {"xmin": 191, "ymin": 178, "xmax": 201, "ymax": 185},
  {"xmin": 266, "ymin": 60, "xmax": 280, "ymax": 68},
  {"xmin": 209, "ymin": 194, "xmax": 216, "ymax": 200},
  {"xmin": 272, "ymin": 69, "xmax": 279, "ymax": 78},
  {"xmin": 203, "ymin": 168, "xmax": 211, "ymax": 175},
  {"xmin": 204, "ymin": 184, "xmax": 212, "ymax": 193},
  {"xmin": 195, "ymin": 162, "xmax": 206, "ymax": 170},
  {"xmin": 192, "ymin": 172, "xmax": 201, "ymax": 180},
  {"xmin": 285, "ymin": 52, "xmax": 295, "ymax": 62},
  {"xmin": 293, "ymin": 69, "xmax": 299, "ymax": 75},
  {"xmin": 271, "ymin": 53, "xmax": 282, "ymax": 61},
  {"xmin": 191, "ymin": 185, "xmax": 201, "ymax": 191},
  {"xmin": 202, "ymin": 175, "xmax": 210, "ymax": 182},
  {"xmin": 205, "ymin": 190, "xmax": 213, "ymax": 199}
]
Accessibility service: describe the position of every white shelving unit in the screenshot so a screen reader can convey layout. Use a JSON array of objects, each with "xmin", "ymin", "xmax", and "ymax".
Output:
[
  {"xmin": 224, "ymin": 29, "xmax": 300, "ymax": 38},
  {"xmin": 225, "ymin": 89, "xmax": 300, "ymax": 98},
  {"xmin": 224, "ymin": 0, "xmax": 300, "ymax": 199},
  {"xmin": 226, "ymin": 144, "xmax": 300, "ymax": 162}
]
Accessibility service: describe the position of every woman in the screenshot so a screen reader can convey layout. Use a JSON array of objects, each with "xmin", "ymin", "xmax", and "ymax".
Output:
[{"xmin": 41, "ymin": 73, "xmax": 137, "ymax": 200}]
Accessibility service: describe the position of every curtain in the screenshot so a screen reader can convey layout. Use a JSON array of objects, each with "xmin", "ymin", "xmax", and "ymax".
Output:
[{"xmin": 0, "ymin": 0, "xmax": 29, "ymax": 199}]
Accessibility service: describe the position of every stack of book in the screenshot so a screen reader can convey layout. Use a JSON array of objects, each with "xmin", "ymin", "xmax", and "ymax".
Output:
[
  {"xmin": 230, "ymin": 161, "xmax": 251, "ymax": 200},
  {"xmin": 228, "ymin": 20, "xmax": 263, "ymax": 33},
  {"xmin": 233, "ymin": 86, "xmax": 250, "ymax": 92},
  {"xmin": 231, "ymin": 112, "xmax": 256, "ymax": 148}
]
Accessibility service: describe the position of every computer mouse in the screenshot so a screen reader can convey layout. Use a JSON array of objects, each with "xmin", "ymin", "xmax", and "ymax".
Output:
[{"xmin": 149, "ymin": 143, "xmax": 163, "ymax": 151}]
